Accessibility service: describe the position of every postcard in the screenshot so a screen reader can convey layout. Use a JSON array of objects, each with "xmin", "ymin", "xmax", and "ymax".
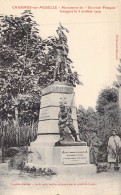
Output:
[{"xmin": 0, "ymin": 0, "xmax": 121, "ymax": 195}]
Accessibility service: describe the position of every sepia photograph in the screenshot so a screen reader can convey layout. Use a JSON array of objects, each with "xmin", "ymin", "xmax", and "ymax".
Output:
[{"xmin": 0, "ymin": 0, "xmax": 121, "ymax": 194}]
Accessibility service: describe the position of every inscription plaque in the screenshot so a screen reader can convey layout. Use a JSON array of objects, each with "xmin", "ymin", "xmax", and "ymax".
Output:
[
  {"xmin": 39, "ymin": 108, "xmax": 50, "ymax": 120},
  {"xmin": 61, "ymin": 147, "xmax": 89, "ymax": 165}
]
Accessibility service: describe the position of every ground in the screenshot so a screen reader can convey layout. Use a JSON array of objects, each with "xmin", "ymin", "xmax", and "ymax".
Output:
[{"xmin": 0, "ymin": 163, "xmax": 121, "ymax": 195}]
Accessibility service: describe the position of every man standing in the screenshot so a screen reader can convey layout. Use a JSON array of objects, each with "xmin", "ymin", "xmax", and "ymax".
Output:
[
  {"xmin": 107, "ymin": 129, "xmax": 121, "ymax": 169},
  {"xmin": 58, "ymin": 104, "xmax": 78, "ymax": 142},
  {"xmin": 90, "ymin": 131, "xmax": 102, "ymax": 165}
]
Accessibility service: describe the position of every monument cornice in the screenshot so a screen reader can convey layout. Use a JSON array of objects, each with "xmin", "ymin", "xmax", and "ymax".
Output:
[{"xmin": 42, "ymin": 81, "xmax": 74, "ymax": 95}]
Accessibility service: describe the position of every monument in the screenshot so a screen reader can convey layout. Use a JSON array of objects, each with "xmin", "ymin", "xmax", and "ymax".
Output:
[{"xmin": 28, "ymin": 24, "xmax": 96, "ymax": 175}]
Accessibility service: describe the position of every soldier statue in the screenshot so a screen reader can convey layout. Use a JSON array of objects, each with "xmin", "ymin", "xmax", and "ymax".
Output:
[
  {"xmin": 58, "ymin": 103, "xmax": 78, "ymax": 142},
  {"xmin": 53, "ymin": 23, "xmax": 70, "ymax": 82}
]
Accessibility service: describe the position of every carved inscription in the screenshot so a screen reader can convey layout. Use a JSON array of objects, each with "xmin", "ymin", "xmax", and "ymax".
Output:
[{"xmin": 61, "ymin": 147, "xmax": 89, "ymax": 165}]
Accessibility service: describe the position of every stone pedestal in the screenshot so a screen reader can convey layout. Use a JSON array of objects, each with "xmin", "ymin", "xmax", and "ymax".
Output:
[
  {"xmin": 29, "ymin": 82, "xmax": 96, "ymax": 174},
  {"xmin": 28, "ymin": 143, "xmax": 96, "ymax": 175},
  {"xmin": 38, "ymin": 81, "xmax": 78, "ymax": 134}
]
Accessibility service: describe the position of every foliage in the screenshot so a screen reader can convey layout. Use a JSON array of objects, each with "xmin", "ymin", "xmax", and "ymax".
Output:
[
  {"xmin": 0, "ymin": 10, "xmax": 42, "ymax": 123},
  {"xmin": 96, "ymin": 88, "xmax": 118, "ymax": 116},
  {"xmin": 113, "ymin": 59, "xmax": 121, "ymax": 88},
  {"xmin": 77, "ymin": 87, "xmax": 120, "ymax": 161},
  {"xmin": 78, "ymin": 87, "xmax": 120, "ymax": 140},
  {"xmin": 8, "ymin": 146, "xmax": 28, "ymax": 170},
  {"xmin": 0, "ymin": 120, "xmax": 37, "ymax": 149},
  {"xmin": 95, "ymin": 87, "xmax": 120, "ymax": 139},
  {"xmin": 0, "ymin": 10, "xmax": 43, "ymax": 147},
  {"xmin": 22, "ymin": 166, "xmax": 56, "ymax": 176},
  {"xmin": 77, "ymin": 106, "xmax": 99, "ymax": 145}
]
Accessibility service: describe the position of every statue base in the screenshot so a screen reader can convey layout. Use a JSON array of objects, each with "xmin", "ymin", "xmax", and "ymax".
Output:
[{"xmin": 28, "ymin": 136, "xmax": 96, "ymax": 175}]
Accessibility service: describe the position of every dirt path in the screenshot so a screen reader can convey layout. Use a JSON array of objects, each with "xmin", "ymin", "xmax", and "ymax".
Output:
[{"xmin": 0, "ymin": 163, "xmax": 121, "ymax": 195}]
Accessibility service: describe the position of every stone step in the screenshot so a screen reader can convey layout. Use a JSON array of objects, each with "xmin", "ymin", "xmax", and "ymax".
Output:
[{"xmin": 26, "ymin": 163, "xmax": 96, "ymax": 175}]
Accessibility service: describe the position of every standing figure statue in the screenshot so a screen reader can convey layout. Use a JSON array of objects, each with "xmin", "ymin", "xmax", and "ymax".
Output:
[
  {"xmin": 90, "ymin": 131, "xmax": 102, "ymax": 165},
  {"xmin": 58, "ymin": 103, "xmax": 78, "ymax": 142},
  {"xmin": 53, "ymin": 23, "xmax": 70, "ymax": 82}
]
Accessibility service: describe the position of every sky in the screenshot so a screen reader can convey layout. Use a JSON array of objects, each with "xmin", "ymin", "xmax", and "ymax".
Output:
[{"xmin": 0, "ymin": 0, "xmax": 121, "ymax": 109}]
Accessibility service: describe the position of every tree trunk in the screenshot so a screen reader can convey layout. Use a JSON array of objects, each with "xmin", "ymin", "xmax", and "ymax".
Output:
[
  {"xmin": 13, "ymin": 97, "xmax": 20, "ymax": 147},
  {"xmin": 15, "ymin": 106, "xmax": 20, "ymax": 146},
  {"xmin": 1, "ymin": 136, "xmax": 4, "ymax": 163},
  {"xmin": 1, "ymin": 123, "xmax": 5, "ymax": 163}
]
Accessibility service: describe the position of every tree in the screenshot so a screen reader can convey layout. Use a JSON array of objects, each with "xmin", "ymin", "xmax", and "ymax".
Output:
[
  {"xmin": 96, "ymin": 87, "xmax": 120, "ymax": 138},
  {"xmin": 77, "ymin": 106, "xmax": 99, "ymax": 144},
  {"xmin": 0, "ymin": 10, "xmax": 43, "ymax": 147},
  {"xmin": 95, "ymin": 87, "xmax": 120, "ymax": 161},
  {"xmin": 96, "ymin": 88, "xmax": 118, "ymax": 116},
  {"xmin": 113, "ymin": 58, "xmax": 121, "ymax": 88}
]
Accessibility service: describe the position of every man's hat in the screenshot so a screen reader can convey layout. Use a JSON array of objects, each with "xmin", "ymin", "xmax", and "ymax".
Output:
[{"xmin": 111, "ymin": 129, "xmax": 117, "ymax": 134}]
